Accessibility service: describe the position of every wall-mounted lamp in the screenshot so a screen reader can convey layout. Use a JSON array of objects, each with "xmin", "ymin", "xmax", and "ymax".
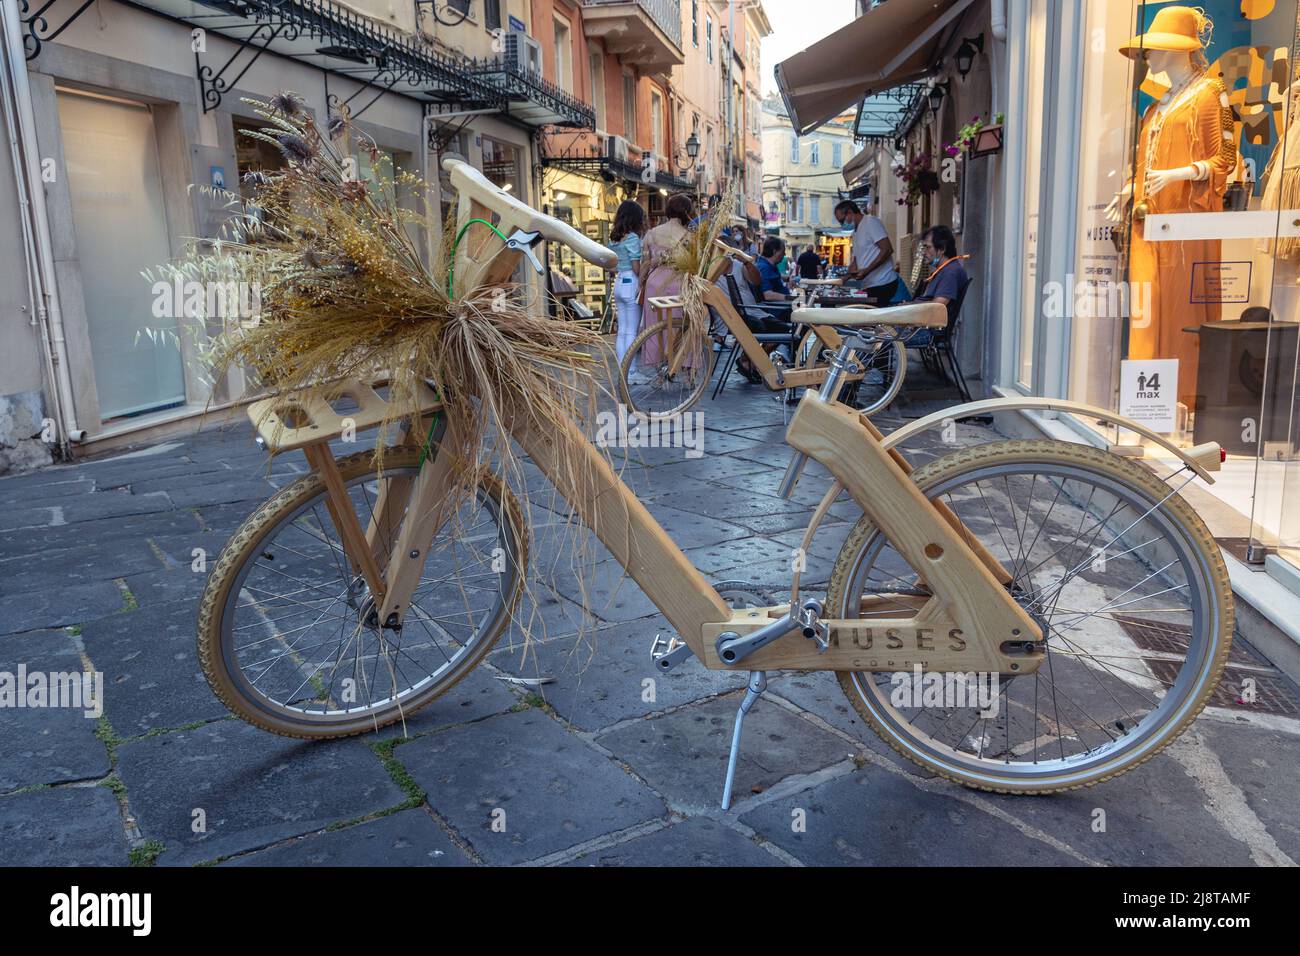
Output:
[
  {"xmin": 927, "ymin": 81, "xmax": 948, "ymax": 114},
  {"xmin": 955, "ymin": 34, "xmax": 984, "ymax": 81}
]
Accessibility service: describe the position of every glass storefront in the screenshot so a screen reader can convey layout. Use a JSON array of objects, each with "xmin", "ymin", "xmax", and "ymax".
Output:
[{"xmin": 1039, "ymin": 0, "xmax": 1300, "ymax": 572}]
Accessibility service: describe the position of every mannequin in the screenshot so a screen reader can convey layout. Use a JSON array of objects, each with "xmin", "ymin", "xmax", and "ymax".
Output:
[{"xmin": 1106, "ymin": 7, "xmax": 1236, "ymax": 413}]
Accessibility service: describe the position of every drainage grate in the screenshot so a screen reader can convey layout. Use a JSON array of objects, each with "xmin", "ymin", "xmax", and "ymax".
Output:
[
  {"xmin": 1115, "ymin": 614, "xmax": 1260, "ymax": 666},
  {"xmin": 1144, "ymin": 659, "xmax": 1300, "ymax": 716}
]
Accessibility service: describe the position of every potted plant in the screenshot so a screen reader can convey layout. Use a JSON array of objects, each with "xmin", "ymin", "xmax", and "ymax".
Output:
[{"xmin": 944, "ymin": 112, "xmax": 1005, "ymax": 159}]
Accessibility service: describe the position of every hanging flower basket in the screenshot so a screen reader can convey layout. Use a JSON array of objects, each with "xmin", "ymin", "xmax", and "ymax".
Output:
[{"xmin": 892, "ymin": 152, "xmax": 940, "ymax": 207}]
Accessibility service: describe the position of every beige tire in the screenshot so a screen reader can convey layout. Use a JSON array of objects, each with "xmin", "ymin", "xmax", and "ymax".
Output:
[
  {"xmin": 797, "ymin": 329, "xmax": 905, "ymax": 415},
  {"xmin": 826, "ymin": 439, "xmax": 1233, "ymax": 793},
  {"xmin": 197, "ymin": 447, "xmax": 527, "ymax": 739},
  {"xmin": 618, "ymin": 320, "xmax": 714, "ymax": 420}
]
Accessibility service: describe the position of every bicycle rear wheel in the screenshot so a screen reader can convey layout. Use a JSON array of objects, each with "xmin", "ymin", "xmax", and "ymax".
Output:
[
  {"xmin": 197, "ymin": 447, "xmax": 526, "ymax": 738},
  {"xmin": 826, "ymin": 440, "xmax": 1233, "ymax": 793},
  {"xmin": 796, "ymin": 329, "xmax": 904, "ymax": 415}
]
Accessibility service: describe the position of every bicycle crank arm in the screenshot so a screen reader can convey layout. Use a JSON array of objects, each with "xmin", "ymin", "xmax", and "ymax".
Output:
[{"xmin": 715, "ymin": 611, "xmax": 798, "ymax": 665}]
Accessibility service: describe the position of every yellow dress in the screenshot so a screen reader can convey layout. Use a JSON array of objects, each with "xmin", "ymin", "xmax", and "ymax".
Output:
[{"xmin": 1128, "ymin": 73, "xmax": 1236, "ymax": 409}]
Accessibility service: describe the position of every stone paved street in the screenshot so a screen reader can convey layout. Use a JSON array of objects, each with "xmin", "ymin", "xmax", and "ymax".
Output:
[{"xmin": 2, "ymin": 371, "xmax": 1299, "ymax": 867}]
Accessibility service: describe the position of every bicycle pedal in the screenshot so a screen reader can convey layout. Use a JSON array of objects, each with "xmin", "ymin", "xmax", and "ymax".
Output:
[
  {"xmin": 798, "ymin": 599, "xmax": 829, "ymax": 653},
  {"xmin": 650, "ymin": 634, "xmax": 694, "ymax": 671}
]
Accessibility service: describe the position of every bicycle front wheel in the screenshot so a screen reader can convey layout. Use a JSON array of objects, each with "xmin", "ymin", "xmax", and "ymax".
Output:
[
  {"xmin": 826, "ymin": 440, "xmax": 1233, "ymax": 793},
  {"xmin": 197, "ymin": 447, "xmax": 527, "ymax": 738},
  {"xmin": 618, "ymin": 320, "xmax": 714, "ymax": 420}
]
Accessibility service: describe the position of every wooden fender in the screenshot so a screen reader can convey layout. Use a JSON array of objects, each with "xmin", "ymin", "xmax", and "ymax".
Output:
[{"xmin": 786, "ymin": 396, "xmax": 1222, "ymax": 608}]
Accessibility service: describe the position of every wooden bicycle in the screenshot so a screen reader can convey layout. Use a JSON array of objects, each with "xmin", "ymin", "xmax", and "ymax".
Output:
[
  {"xmin": 198, "ymin": 158, "xmax": 1235, "ymax": 805},
  {"xmin": 616, "ymin": 244, "xmax": 933, "ymax": 420}
]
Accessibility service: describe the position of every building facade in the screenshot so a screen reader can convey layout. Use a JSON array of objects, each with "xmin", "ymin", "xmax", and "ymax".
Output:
[
  {"xmin": 760, "ymin": 97, "xmax": 861, "ymax": 259},
  {"xmin": 779, "ymin": 0, "xmax": 1300, "ymax": 630},
  {"xmin": 535, "ymin": 0, "xmax": 768, "ymax": 311},
  {"xmin": 1, "ymin": 0, "xmax": 765, "ymax": 463}
]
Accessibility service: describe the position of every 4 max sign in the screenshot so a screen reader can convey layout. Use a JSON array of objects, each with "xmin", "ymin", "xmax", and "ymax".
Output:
[{"xmin": 1119, "ymin": 359, "xmax": 1179, "ymax": 434}]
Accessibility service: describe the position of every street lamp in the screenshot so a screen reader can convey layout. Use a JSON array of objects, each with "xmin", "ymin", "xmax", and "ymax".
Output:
[{"xmin": 674, "ymin": 131, "xmax": 701, "ymax": 173}]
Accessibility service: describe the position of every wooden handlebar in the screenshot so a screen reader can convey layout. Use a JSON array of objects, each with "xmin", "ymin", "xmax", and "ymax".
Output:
[{"xmin": 443, "ymin": 158, "xmax": 616, "ymax": 271}]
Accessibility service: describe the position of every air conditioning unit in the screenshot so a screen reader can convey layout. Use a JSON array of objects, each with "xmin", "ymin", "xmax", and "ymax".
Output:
[
  {"xmin": 502, "ymin": 31, "xmax": 543, "ymax": 76},
  {"xmin": 607, "ymin": 135, "xmax": 630, "ymax": 164}
]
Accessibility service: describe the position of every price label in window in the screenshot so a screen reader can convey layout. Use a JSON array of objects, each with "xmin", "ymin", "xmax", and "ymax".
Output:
[{"xmin": 1120, "ymin": 359, "xmax": 1179, "ymax": 433}]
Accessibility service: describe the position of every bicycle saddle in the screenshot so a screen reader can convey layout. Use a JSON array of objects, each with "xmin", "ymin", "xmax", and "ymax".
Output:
[{"xmin": 794, "ymin": 301, "xmax": 947, "ymax": 328}]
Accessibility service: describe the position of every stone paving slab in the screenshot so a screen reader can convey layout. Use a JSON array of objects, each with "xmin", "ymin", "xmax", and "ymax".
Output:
[
  {"xmin": 0, "ymin": 786, "xmax": 130, "ymax": 866},
  {"xmin": 0, "ymin": 581, "xmax": 125, "ymax": 636},
  {"xmin": 222, "ymin": 808, "xmax": 473, "ymax": 866},
  {"xmin": 1197, "ymin": 720, "xmax": 1300, "ymax": 863},
  {"xmin": 115, "ymin": 720, "xmax": 407, "ymax": 866},
  {"xmin": 0, "ymin": 543, "xmax": 165, "ymax": 597},
  {"xmin": 596, "ymin": 691, "xmax": 852, "ymax": 812},
  {"xmin": 370, "ymin": 662, "xmax": 521, "ymax": 740},
  {"xmin": 977, "ymin": 739, "xmax": 1258, "ymax": 867},
  {"xmin": 0, "ymin": 629, "xmax": 110, "ymax": 791},
  {"xmin": 489, "ymin": 616, "xmax": 748, "ymax": 732},
  {"xmin": 0, "ymin": 509, "xmax": 206, "ymax": 555},
  {"xmin": 768, "ymin": 671, "xmax": 936, "ymax": 780},
  {"xmin": 79, "ymin": 601, "xmax": 227, "ymax": 737},
  {"xmin": 120, "ymin": 568, "xmax": 208, "ymax": 609},
  {"xmin": 740, "ymin": 770, "xmax": 1083, "ymax": 867},
  {"xmin": 399, "ymin": 709, "xmax": 667, "ymax": 865},
  {"xmin": 3, "ymin": 490, "xmax": 175, "ymax": 529},
  {"xmin": 563, "ymin": 816, "xmax": 783, "ymax": 867}
]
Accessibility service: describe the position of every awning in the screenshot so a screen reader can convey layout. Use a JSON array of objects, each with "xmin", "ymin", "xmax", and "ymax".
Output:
[
  {"xmin": 774, "ymin": 0, "xmax": 975, "ymax": 135},
  {"xmin": 841, "ymin": 145, "xmax": 874, "ymax": 187}
]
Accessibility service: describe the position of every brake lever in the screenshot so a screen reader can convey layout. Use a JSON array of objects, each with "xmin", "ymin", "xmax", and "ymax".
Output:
[{"xmin": 504, "ymin": 229, "xmax": 544, "ymax": 275}]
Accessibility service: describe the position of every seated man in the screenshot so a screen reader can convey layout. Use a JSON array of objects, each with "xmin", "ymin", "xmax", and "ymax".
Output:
[
  {"xmin": 713, "ymin": 239, "xmax": 768, "ymax": 338},
  {"xmin": 755, "ymin": 236, "xmax": 796, "ymax": 321},
  {"xmin": 914, "ymin": 225, "xmax": 969, "ymax": 313}
]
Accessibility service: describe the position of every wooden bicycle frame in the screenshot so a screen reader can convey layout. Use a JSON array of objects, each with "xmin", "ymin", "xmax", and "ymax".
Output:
[
  {"xmin": 697, "ymin": 248, "xmax": 866, "ymax": 392},
  {"xmin": 263, "ymin": 165, "xmax": 1054, "ymax": 676}
]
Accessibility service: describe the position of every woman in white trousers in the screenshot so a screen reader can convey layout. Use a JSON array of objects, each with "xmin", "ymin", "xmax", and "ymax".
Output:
[{"xmin": 607, "ymin": 200, "xmax": 647, "ymax": 380}]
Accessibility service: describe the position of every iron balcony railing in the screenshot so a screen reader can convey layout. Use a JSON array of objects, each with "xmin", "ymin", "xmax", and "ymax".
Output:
[
  {"xmin": 584, "ymin": 0, "xmax": 682, "ymax": 51},
  {"xmin": 468, "ymin": 32, "xmax": 595, "ymax": 129}
]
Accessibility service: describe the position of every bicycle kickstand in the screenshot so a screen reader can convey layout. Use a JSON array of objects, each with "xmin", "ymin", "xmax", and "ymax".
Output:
[{"xmin": 720, "ymin": 670, "xmax": 768, "ymax": 811}]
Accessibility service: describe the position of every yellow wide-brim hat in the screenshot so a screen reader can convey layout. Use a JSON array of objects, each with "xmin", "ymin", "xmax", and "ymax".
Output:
[{"xmin": 1119, "ymin": 5, "xmax": 1209, "ymax": 58}]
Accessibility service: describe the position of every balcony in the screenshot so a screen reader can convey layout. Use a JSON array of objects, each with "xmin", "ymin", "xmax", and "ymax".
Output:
[
  {"xmin": 583, "ymin": 0, "xmax": 684, "ymax": 73},
  {"xmin": 469, "ymin": 33, "xmax": 596, "ymax": 129}
]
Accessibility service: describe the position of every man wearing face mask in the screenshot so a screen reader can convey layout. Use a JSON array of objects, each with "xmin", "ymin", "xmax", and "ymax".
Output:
[
  {"xmin": 914, "ymin": 225, "xmax": 968, "ymax": 312},
  {"xmin": 834, "ymin": 198, "xmax": 901, "ymax": 305}
]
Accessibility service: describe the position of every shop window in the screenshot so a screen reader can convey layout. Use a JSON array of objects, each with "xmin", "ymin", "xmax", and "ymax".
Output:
[
  {"xmin": 1061, "ymin": 0, "xmax": 1300, "ymax": 568},
  {"xmin": 553, "ymin": 16, "xmax": 573, "ymax": 92},
  {"xmin": 481, "ymin": 136, "xmax": 522, "ymax": 197},
  {"xmin": 1016, "ymin": 0, "xmax": 1049, "ymax": 390},
  {"xmin": 56, "ymin": 89, "xmax": 184, "ymax": 421}
]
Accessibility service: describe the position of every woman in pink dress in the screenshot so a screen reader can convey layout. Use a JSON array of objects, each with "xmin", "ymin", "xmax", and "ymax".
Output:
[{"xmin": 636, "ymin": 194, "xmax": 695, "ymax": 366}]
